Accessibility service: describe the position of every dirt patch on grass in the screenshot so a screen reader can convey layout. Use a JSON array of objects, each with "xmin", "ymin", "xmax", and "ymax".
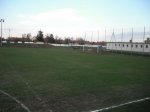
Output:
[{"xmin": 39, "ymin": 94, "xmax": 112, "ymax": 112}]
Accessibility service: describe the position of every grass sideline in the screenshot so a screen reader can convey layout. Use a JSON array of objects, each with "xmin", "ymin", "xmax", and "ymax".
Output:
[
  {"xmin": 101, "ymin": 99, "xmax": 150, "ymax": 112},
  {"xmin": 0, "ymin": 47, "xmax": 150, "ymax": 112}
]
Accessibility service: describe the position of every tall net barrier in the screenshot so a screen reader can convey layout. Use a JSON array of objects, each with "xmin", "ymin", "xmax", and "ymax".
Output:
[
  {"xmin": 107, "ymin": 27, "xmax": 150, "ymax": 43},
  {"xmin": 105, "ymin": 27, "xmax": 150, "ymax": 56}
]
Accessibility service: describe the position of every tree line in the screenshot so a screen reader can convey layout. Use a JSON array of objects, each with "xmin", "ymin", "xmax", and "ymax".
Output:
[
  {"xmin": 3, "ymin": 30, "xmax": 106, "ymax": 45},
  {"xmin": 35, "ymin": 30, "xmax": 85, "ymax": 44}
]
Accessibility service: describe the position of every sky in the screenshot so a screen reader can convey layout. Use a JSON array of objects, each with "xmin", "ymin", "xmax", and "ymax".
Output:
[{"xmin": 0, "ymin": 0, "xmax": 150, "ymax": 41}]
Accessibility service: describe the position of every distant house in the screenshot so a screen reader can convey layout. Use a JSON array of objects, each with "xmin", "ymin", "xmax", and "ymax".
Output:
[{"xmin": 8, "ymin": 37, "xmax": 31, "ymax": 43}]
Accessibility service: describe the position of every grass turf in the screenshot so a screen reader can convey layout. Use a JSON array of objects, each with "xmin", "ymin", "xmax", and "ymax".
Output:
[
  {"xmin": 102, "ymin": 100, "xmax": 150, "ymax": 112},
  {"xmin": 0, "ymin": 47, "xmax": 150, "ymax": 112}
]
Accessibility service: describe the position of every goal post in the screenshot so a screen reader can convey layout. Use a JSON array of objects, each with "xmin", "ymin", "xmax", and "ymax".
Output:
[{"xmin": 82, "ymin": 45, "xmax": 105, "ymax": 54}]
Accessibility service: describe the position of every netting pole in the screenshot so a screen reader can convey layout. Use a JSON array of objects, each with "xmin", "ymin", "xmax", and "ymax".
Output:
[
  {"xmin": 121, "ymin": 28, "xmax": 123, "ymax": 54},
  {"xmin": 131, "ymin": 27, "xmax": 133, "ymax": 56},
  {"xmin": 143, "ymin": 26, "xmax": 145, "ymax": 55}
]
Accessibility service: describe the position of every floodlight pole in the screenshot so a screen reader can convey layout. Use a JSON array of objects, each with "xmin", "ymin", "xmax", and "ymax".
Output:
[{"xmin": 0, "ymin": 19, "xmax": 4, "ymax": 47}]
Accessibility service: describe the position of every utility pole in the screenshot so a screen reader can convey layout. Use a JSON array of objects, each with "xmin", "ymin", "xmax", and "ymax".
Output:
[{"xmin": 0, "ymin": 19, "xmax": 4, "ymax": 47}]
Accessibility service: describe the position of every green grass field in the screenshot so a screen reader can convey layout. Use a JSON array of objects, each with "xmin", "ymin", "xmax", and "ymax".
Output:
[{"xmin": 0, "ymin": 47, "xmax": 150, "ymax": 112}]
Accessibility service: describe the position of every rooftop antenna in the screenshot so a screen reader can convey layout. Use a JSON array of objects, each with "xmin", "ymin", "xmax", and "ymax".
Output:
[
  {"xmin": 111, "ymin": 29, "xmax": 117, "ymax": 53},
  {"xmin": 110, "ymin": 29, "xmax": 116, "ymax": 42}
]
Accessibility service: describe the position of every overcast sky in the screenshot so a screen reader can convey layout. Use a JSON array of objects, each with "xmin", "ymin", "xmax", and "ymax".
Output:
[{"xmin": 1, "ymin": 0, "xmax": 150, "ymax": 41}]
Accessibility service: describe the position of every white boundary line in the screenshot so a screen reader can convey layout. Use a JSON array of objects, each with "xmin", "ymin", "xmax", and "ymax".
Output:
[
  {"xmin": 7, "ymin": 62, "xmax": 52, "ymax": 112},
  {"xmin": 90, "ymin": 97, "xmax": 150, "ymax": 112},
  {"xmin": 0, "ymin": 89, "xmax": 31, "ymax": 112}
]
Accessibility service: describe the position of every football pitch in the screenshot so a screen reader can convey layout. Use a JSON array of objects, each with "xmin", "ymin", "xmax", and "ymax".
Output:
[{"xmin": 0, "ymin": 47, "xmax": 150, "ymax": 112}]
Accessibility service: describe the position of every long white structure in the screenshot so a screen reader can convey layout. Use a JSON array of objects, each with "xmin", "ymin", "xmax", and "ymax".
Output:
[{"xmin": 106, "ymin": 42, "xmax": 150, "ymax": 54}]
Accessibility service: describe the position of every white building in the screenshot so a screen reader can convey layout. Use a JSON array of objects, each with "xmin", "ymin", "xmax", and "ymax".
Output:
[{"xmin": 106, "ymin": 42, "xmax": 150, "ymax": 55}]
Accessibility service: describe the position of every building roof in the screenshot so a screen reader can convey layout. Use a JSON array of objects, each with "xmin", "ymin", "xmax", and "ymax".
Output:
[{"xmin": 106, "ymin": 42, "xmax": 150, "ymax": 44}]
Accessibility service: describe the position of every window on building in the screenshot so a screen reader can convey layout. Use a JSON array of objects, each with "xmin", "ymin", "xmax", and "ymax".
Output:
[
  {"xmin": 136, "ymin": 45, "xmax": 138, "ymax": 48},
  {"xmin": 141, "ymin": 45, "xmax": 143, "ymax": 48},
  {"xmin": 123, "ymin": 44, "xmax": 124, "ymax": 47},
  {"xmin": 119, "ymin": 44, "xmax": 120, "ymax": 46},
  {"xmin": 146, "ymin": 45, "xmax": 148, "ymax": 48},
  {"xmin": 131, "ymin": 45, "xmax": 133, "ymax": 47},
  {"xmin": 115, "ymin": 44, "xmax": 116, "ymax": 46},
  {"xmin": 127, "ymin": 44, "xmax": 128, "ymax": 47}
]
